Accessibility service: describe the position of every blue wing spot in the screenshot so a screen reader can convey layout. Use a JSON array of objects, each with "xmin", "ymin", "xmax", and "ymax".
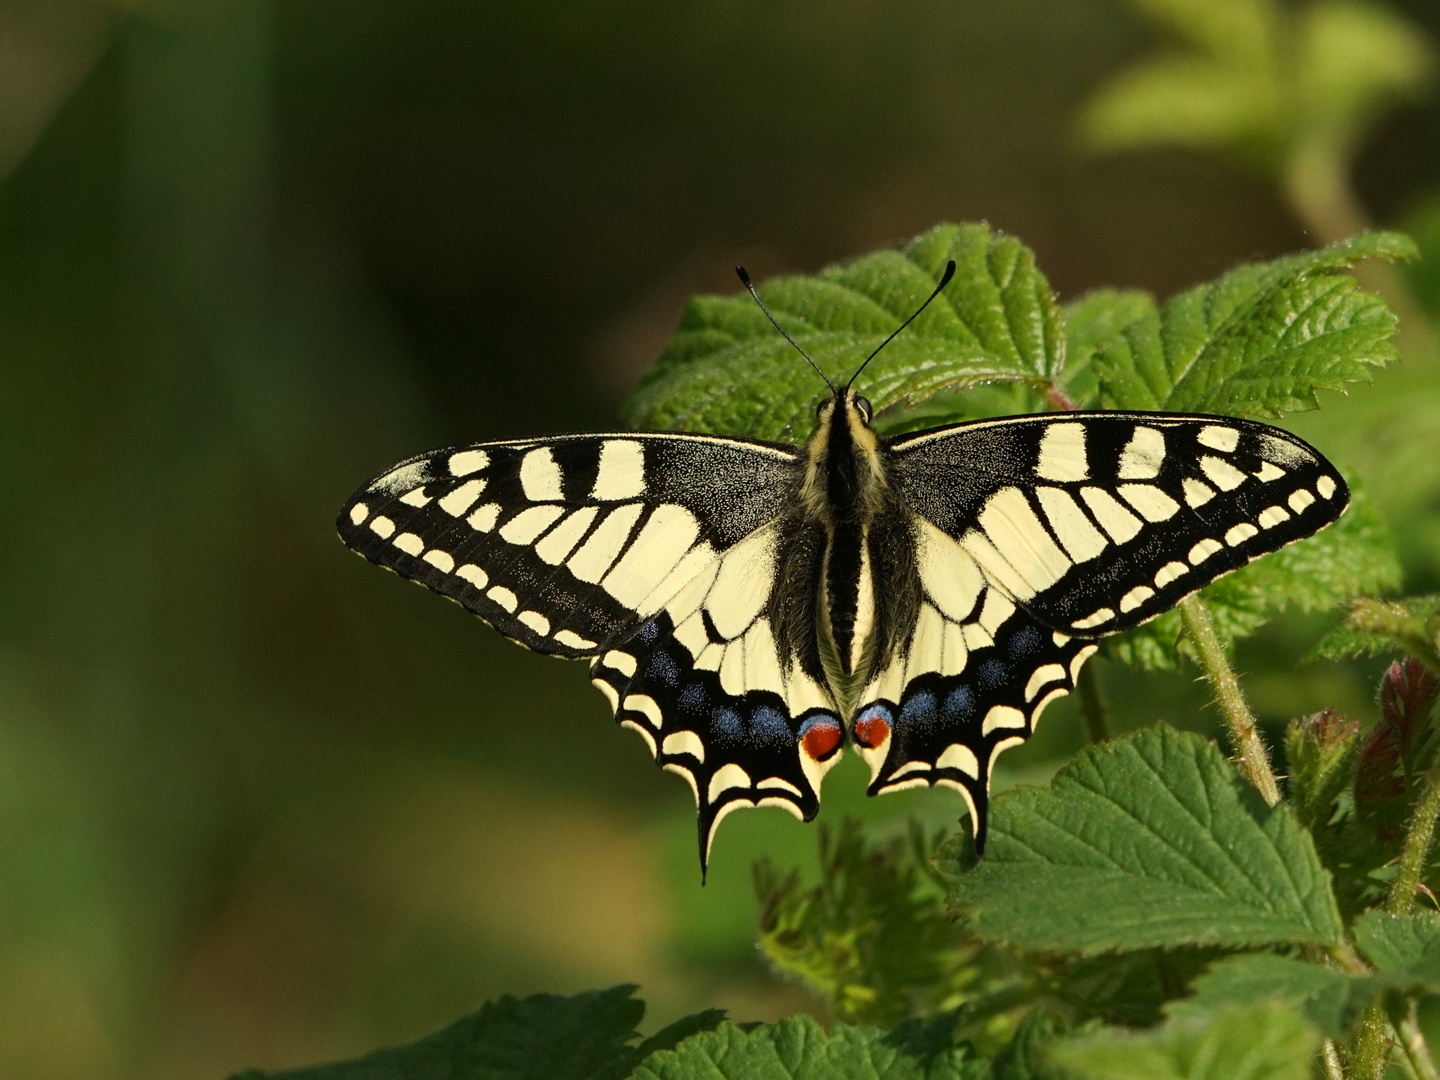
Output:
[
  {"xmin": 636, "ymin": 619, "xmax": 661, "ymax": 646},
  {"xmin": 977, "ymin": 657, "xmax": 1007, "ymax": 689},
  {"xmin": 648, "ymin": 650, "xmax": 681, "ymax": 687},
  {"xmin": 713, "ymin": 707, "xmax": 743, "ymax": 738},
  {"xmin": 899, "ymin": 690, "xmax": 938, "ymax": 732},
  {"xmin": 1009, "ymin": 625, "xmax": 1041, "ymax": 659},
  {"xmin": 751, "ymin": 705, "xmax": 792, "ymax": 746},
  {"xmin": 678, "ymin": 681, "xmax": 708, "ymax": 713},
  {"xmin": 943, "ymin": 685, "xmax": 974, "ymax": 722}
]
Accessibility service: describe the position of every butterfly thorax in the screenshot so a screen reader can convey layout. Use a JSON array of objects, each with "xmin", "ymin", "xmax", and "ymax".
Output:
[{"xmin": 779, "ymin": 389, "xmax": 919, "ymax": 711}]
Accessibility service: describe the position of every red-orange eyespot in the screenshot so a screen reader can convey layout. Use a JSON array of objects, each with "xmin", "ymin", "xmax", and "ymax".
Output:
[
  {"xmin": 853, "ymin": 713, "xmax": 892, "ymax": 749},
  {"xmin": 801, "ymin": 720, "xmax": 843, "ymax": 761}
]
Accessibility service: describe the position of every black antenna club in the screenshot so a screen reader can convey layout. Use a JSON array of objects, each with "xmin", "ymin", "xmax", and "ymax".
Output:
[
  {"xmin": 735, "ymin": 266, "xmax": 835, "ymax": 392},
  {"xmin": 846, "ymin": 259, "xmax": 955, "ymax": 390}
]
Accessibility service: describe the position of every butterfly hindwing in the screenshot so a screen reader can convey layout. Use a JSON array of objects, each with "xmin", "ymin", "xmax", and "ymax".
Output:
[
  {"xmin": 851, "ymin": 532, "xmax": 1097, "ymax": 852},
  {"xmin": 890, "ymin": 412, "xmax": 1348, "ymax": 635},
  {"xmin": 338, "ymin": 433, "xmax": 800, "ymax": 657},
  {"xmin": 588, "ymin": 519, "xmax": 844, "ymax": 869}
]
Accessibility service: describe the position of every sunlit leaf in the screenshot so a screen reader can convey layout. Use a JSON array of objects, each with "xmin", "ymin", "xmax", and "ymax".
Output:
[
  {"xmin": 630, "ymin": 1015, "xmax": 992, "ymax": 1080},
  {"xmin": 1094, "ymin": 232, "xmax": 1413, "ymax": 417},
  {"xmin": 624, "ymin": 223, "xmax": 1063, "ymax": 442},
  {"xmin": 937, "ymin": 726, "xmax": 1344, "ymax": 954}
]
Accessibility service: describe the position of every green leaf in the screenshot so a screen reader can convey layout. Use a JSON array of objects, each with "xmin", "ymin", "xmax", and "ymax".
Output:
[
  {"xmin": 937, "ymin": 726, "xmax": 1344, "ymax": 954},
  {"xmin": 1078, "ymin": 0, "xmax": 1434, "ymax": 178},
  {"xmin": 629, "ymin": 1015, "xmax": 991, "ymax": 1080},
  {"xmin": 1079, "ymin": 55, "xmax": 1281, "ymax": 157},
  {"xmin": 1309, "ymin": 594, "xmax": 1440, "ymax": 672},
  {"xmin": 1048, "ymin": 1002, "xmax": 1320, "ymax": 1080},
  {"xmin": 623, "ymin": 223, "xmax": 1064, "ymax": 442},
  {"xmin": 230, "ymin": 986, "xmax": 723, "ymax": 1080},
  {"xmin": 1169, "ymin": 954, "xmax": 1379, "ymax": 1038},
  {"xmin": 1061, "ymin": 289, "xmax": 1156, "ymax": 407},
  {"xmin": 1353, "ymin": 909, "xmax": 1440, "ymax": 976},
  {"xmin": 637, "ymin": 1011, "xmax": 731, "ymax": 1059},
  {"xmin": 1294, "ymin": 0, "xmax": 1437, "ymax": 161},
  {"xmin": 991, "ymin": 1009, "xmax": 1076, "ymax": 1080},
  {"xmin": 1285, "ymin": 708, "xmax": 1361, "ymax": 833},
  {"xmin": 1094, "ymin": 232, "xmax": 1414, "ymax": 418},
  {"xmin": 1107, "ymin": 477, "xmax": 1399, "ymax": 671}
]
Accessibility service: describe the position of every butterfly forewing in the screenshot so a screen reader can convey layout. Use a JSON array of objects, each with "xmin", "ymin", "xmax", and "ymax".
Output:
[{"xmin": 890, "ymin": 412, "xmax": 1347, "ymax": 634}]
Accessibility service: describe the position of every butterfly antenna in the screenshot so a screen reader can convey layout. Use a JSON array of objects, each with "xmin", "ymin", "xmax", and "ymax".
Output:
[
  {"xmin": 735, "ymin": 266, "xmax": 835, "ymax": 393},
  {"xmin": 846, "ymin": 259, "xmax": 956, "ymax": 390}
]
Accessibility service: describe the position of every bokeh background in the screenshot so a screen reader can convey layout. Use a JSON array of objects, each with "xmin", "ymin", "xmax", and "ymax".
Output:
[{"xmin": 1, "ymin": 0, "xmax": 1438, "ymax": 1076}]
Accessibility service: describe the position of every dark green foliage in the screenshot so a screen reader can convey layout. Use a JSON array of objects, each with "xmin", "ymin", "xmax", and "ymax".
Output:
[
  {"xmin": 229, "ymin": 985, "xmax": 723, "ymax": 1080},
  {"xmin": 753, "ymin": 820, "xmax": 979, "ymax": 1025},
  {"xmin": 1295, "ymin": 659, "xmax": 1440, "ymax": 915},
  {"xmin": 1286, "ymin": 708, "xmax": 1362, "ymax": 833},
  {"xmin": 1048, "ymin": 1003, "xmax": 1320, "ymax": 1080}
]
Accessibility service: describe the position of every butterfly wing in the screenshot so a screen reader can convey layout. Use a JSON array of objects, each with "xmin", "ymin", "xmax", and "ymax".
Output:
[
  {"xmin": 587, "ymin": 520, "xmax": 844, "ymax": 872},
  {"xmin": 854, "ymin": 412, "xmax": 1347, "ymax": 850},
  {"xmin": 338, "ymin": 433, "xmax": 844, "ymax": 870}
]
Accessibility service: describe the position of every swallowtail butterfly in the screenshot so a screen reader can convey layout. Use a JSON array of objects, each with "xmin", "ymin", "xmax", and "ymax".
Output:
[{"xmin": 338, "ymin": 262, "xmax": 1348, "ymax": 872}]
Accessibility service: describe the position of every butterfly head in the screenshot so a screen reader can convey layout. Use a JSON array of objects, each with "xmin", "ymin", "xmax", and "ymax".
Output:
[{"xmin": 803, "ymin": 386, "xmax": 886, "ymax": 517}]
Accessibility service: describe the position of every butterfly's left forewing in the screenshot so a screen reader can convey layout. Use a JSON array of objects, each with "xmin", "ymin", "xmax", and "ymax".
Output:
[
  {"xmin": 856, "ymin": 412, "xmax": 1348, "ymax": 851},
  {"xmin": 338, "ymin": 432, "xmax": 843, "ymax": 869}
]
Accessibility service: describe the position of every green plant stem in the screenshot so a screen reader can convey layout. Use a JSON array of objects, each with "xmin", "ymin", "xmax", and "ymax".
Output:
[
  {"xmin": 1321, "ymin": 1039, "xmax": 1346, "ymax": 1080},
  {"xmin": 1388, "ymin": 760, "xmax": 1440, "ymax": 916},
  {"xmin": 1179, "ymin": 596, "xmax": 1281, "ymax": 806},
  {"xmin": 1347, "ymin": 1001, "xmax": 1393, "ymax": 1080},
  {"xmin": 1076, "ymin": 663, "xmax": 1109, "ymax": 743},
  {"xmin": 1398, "ymin": 1003, "xmax": 1440, "ymax": 1080}
]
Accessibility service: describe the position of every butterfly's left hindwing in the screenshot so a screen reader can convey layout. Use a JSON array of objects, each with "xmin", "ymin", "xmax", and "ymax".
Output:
[{"xmin": 338, "ymin": 432, "xmax": 843, "ymax": 870}]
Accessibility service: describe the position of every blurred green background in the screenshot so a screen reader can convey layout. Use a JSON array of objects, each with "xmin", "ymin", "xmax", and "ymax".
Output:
[{"xmin": 1, "ymin": 0, "xmax": 1438, "ymax": 1076}]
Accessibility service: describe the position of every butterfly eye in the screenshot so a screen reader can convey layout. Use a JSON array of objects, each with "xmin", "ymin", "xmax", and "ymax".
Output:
[
  {"xmin": 815, "ymin": 398, "xmax": 829, "ymax": 418},
  {"xmin": 855, "ymin": 396, "xmax": 873, "ymax": 424}
]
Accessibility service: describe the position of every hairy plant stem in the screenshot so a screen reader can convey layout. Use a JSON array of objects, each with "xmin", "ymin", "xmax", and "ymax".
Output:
[
  {"xmin": 1321, "ymin": 1039, "xmax": 1346, "ymax": 1080},
  {"xmin": 1347, "ymin": 1002, "xmax": 1393, "ymax": 1080},
  {"xmin": 1178, "ymin": 596, "xmax": 1281, "ymax": 806},
  {"xmin": 1388, "ymin": 760, "xmax": 1440, "ymax": 916},
  {"xmin": 1398, "ymin": 1002, "xmax": 1440, "ymax": 1080},
  {"xmin": 1076, "ymin": 663, "xmax": 1109, "ymax": 743}
]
